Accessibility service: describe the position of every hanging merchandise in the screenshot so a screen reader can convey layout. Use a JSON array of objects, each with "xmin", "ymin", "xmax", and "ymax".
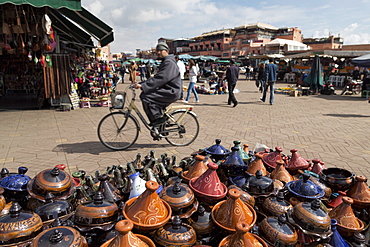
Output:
[
  {"xmin": 45, "ymin": 55, "xmax": 52, "ymax": 67},
  {"xmin": 42, "ymin": 14, "xmax": 52, "ymax": 34}
]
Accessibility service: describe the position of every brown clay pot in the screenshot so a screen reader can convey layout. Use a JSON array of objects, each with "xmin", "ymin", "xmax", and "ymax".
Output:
[
  {"xmin": 122, "ymin": 181, "xmax": 172, "ymax": 232},
  {"xmin": 228, "ymin": 185, "xmax": 255, "ymax": 207},
  {"xmin": 27, "ymin": 166, "xmax": 76, "ymax": 202},
  {"xmin": 181, "ymin": 155, "xmax": 208, "ymax": 184},
  {"xmin": 262, "ymin": 147, "xmax": 283, "ymax": 170},
  {"xmin": 346, "ymin": 175, "xmax": 370, "ymax": 208},
  {"xmin": 0, "ymin": 202, "xmax": 43, "ymax": 246},
  {"xmin": 187, "ymin": 203, "xmax": 215, "ymax": 236},
  {"xmin": 154, "ymin": 215, "xmax": 197, "ymax": 247},
  {"xmin": 309, "ymin": 159, "xmax": 326, "ymax": 175},
  {"xmin": 262, "ymin": 191, "xmax": 293, "ymax": 217},
  {"xmin": 259, "ymin": 214, "xmax": 298, "ymax": 246},
  {"xmin": 286, "ymin": 149, "xmax": 310, "ymax": 173},
  {"xmin": 100, "ymin": 219, "xmax": 155, "ymax": 247},
  {"xmin": 189, "ymin": 162, "xmax": 227, "ymax": 204},
  {"xmin": 247, "ymin": 153, "xmax": 268, "ymax": 176},
  {"xmin": 328, "ymin": 196, "xmax": 365, "ymax": 237},
  {"xmin": 219, "ymin": 221, "xmax": 268, "ymax": 247},
  {"xmin": 30, "ymin": 226, "xmax": 88, "ymax": 247},
  {"xmin": 211, "ymin": 188, "xmax": 257, "ymax": 233},
  {"xmin": 74, "ymin": 191, "xmax": 119, "ymax": 229},
  {"xmin": 290, "ymin": 199, "xmax": 331, "ymax": 237},
  {"xmin": 159, "ymin": 181, "xmax": 197, "ymax": 218},
  {"xmin": 270, "ymin": 160, "xmax": 294, "ymax": 184}
]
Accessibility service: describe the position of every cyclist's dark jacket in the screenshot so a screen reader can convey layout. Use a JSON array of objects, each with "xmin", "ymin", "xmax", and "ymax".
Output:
[{"xmin": 140, "ymin": 54, "xmax": 181, "ymax": 103}]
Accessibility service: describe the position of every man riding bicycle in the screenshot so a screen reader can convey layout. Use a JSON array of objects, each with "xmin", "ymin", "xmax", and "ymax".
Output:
[{"xmin": 133, "ymin": 42, "xmax": 182, "ymax": 140}]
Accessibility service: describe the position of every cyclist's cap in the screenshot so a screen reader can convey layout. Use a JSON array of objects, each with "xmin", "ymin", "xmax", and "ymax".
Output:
[{"xmin": 156, "ymin": 42, "xmax": 169, "ymax": 51}]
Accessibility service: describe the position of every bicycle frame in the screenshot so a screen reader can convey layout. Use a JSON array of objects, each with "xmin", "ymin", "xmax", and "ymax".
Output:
[{"xmin": 114, "ymin": 86, "xmax": 195, "ymax": 132}]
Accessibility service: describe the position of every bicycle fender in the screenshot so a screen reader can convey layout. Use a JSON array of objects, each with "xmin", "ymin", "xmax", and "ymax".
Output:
[{"xmin": 171, "ymin": 109, "xmax": 198, "ymax": 118}]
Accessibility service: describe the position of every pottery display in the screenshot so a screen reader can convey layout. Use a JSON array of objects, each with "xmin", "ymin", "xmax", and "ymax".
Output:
[
  {"xmin": 286, "ymin": 173, "xmax": 325, "ymax": 200},
  {"xmin": 219, "ymin": 221, "xmax": 268, "ymax": 247},
  {"xmin": 246, "ymin": 153, "xmax": 268, "ymax": 176},
  {"xmin": 187, "ymin": 203, "xmax": 215, "ymax": 243},
  {"xmin": 228, "ymin": 185, "xmax": 255, "ymax": 207},
  {"xmin": 262, "ymin": 191, "xmax": 293, "ymax": 217},
  {"xmin": 346, "ymin": 175, "xmax": 370, "ymax": 208},
  {"xmin": 211, "ymin": 188, "xmax": 257, "ymax": 233},
  {"xmin": 0, "ymin": 202, "xmax": 43, "ymax": 246},
  {"xmin": 30, "ymin": 226, "xmax": 89, "ymax": 247},
  {"xmin": 97, "ymin": 174, "xmax": 122, "ymax": 203},
  {"xmin": 159, "ymin": 180, "xmax": 197, "ymax": 218},
  {"xmin": 189, "ymin": 162, "xmax": 227, "ymax": 204},
  {"xmin": 262, "ymin": 147, "xmax": 283, "ymax": 170},
  {"xmin": 128, "ymin": 172, "xmax": 147, "ymax": 199},
  {"xmin": 320, "ymin": 168, "xmax": 355, "ymax": 192},
  {"xmin": 328, "ymin": 196, "xmax": 365, "ymax": 237},
  {"xmin": 27, "ymin": 166, "xmax": 76, "ymax": 202},
  {"xmin": 204, "ymin": 139, "xmax": 230, "ymax": 161},
  {"xmin": 0, "ymin": 187, "xmax": 5, "ymax": 212},
  {"xmin": 259, "ymin": 214, "xmax": 298, "ymax": 247},
  {"xmin": 182, "ymin": 155, "xmax": 208, "ymax": 183},
  {"xmin": 286, "ymin": 149, "xmax": 310, "ymax": 173},
  {"xmin": 232, "ymin": 140, "xmax": 251, "ymax": 163},
  {"xmin": 289, "ymin": 199, "xmax": 332, "ymax": 238},
  {"xmin": 328, "ymin": 219, "xmax": 349, "ymax": 247},
  {"xmin": 100, "ymin": 219, "xmax": 155, "ymax": 247},
  {"xmin": 310, "ymin": 159, "xmax": 326, "ymax": 176},
  {"xmin": 122, "ymin": 181, "xmax": 172, "ymax": 232},
  {"xmin": 74, "ymin": 191, "xmax": 119, "ymax": 231},
  {"xmin": 241, "ymin": 170, "xmax": 275, "ymax": 196},
  {"xmin": 270, "ymin": 160, "xmax": 294, "ymax": 184},
  {"xmin": 154, "ymin": 215, "xmax": 197, "ymax": 247}
]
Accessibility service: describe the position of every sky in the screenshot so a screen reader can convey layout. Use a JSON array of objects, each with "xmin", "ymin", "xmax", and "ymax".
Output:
[{"xmin": 81, "ymin": 0, "xmax": 370, "ymax": 54}]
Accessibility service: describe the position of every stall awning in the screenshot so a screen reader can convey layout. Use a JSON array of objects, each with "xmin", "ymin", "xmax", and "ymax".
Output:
[
  {"xmin": 59, "ymin": 7, "xmax": 114, "ymax": 47},
  {"xmin": 0, "ymin": 0, "xmax": 81, "ymax": 10},
  {"xmin": 48, "ymin": 8, "xmax": 93, "ymax": 47}
]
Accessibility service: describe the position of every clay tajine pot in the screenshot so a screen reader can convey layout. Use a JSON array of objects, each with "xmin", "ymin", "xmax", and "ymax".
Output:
[
  {"xmin": 262, "ymin": 191, "xmax": 293, "ymax": 217},
  {"xmin": 0, "ymin": 187, "xmax": 5, "ymax": 212},
  {"xmin": 270, "ymin": 160, "xmax": 294, "ymax": 184},
  {"xmin": 154, "ymin": 215, "xmax": 197, "ymax": 247},
  {"xmin": 27, "ymin": 166, "xmax": 76, "ymax": 202},
  {"xmin": 286, "ymin": 173, "xmax": 325, "ymax": 200},
  {"xmin": 30, "ymin": 226, "xmax": 88, "ymax": 247},
  {"xmin": 246, "ymin": 153, "xmax": 268, "ymax": 176},
  {"xmin": 189, "ymin": 162, "xmax": 227, "ymax": 204},
  {"xmin": 259, "ymin": 214, "xmax": 298, "ymax": 246},
  {"xmin": 204, "ymin": 139, "xmax": 230, "ymax": 161},
  {"xmin": 159, "ymin": 180, "xmax": 197, "ymax": 218},
  {"xmin": 100, "ymin": 219, "xmax": 155, "ymax": 247},
  {"xmin": 346, "ymin": 175, "xmax": 370, "ymax": 208},
  {"xmin": 219, "ymin": 221, "xmax": 268, "ymax": 247},
  {"xmin": 329, "ymin": 196, "xmax": 365, "ymax": 237},
  {"xmin": 262, "ymin": 147, "xmax": 283, "ymax": 170},
  {"xmin": 320, "ymin": 167, "xmax": 355, "ymax": 192},
  {"xmin": 286, "ymin": 149, "xmax": 310, "ymax": 173},
  {"xmin": 181, "ymin": 155, "xmax": 208, "ymax": 184},
  {"xmin": 211, "ymin": 188, "xmax": 257, "ymax": 233},
  {"xmin": 122, "ymin": 181, "xmax": 172, "ymax": 232},
  {"xmin": 0, "ymin": 202, "xmax": 43, "ymax": 246}
]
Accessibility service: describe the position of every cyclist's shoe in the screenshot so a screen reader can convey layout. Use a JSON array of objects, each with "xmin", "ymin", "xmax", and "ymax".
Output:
[{"xmin": 151, "ymin": 126, "xmax": 163, "ymax": 141}]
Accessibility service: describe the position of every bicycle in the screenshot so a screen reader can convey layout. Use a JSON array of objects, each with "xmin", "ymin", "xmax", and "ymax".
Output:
[{"xmin": 97, "ymin": 85, "xmax": 200, "ymax": 150}]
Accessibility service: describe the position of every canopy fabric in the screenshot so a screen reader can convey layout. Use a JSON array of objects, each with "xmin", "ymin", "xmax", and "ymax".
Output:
[
  {"xmin": 0, "ymin": 0, "xmax": 81, "ymax": 10},
  {"xmin": 48, "ymin": 8, "xmax": 93, "ymax": 46},
  {"xmin": 192, "ymin": 55, "xmax": 218, "ymax": 61},
  {"xmin": 304, "ymin": 54, "xmax": 323, "ymax": 92},
  {"xmin": 351, "ymin": 54, "xmax": 370, "ymax": 67},
  {"xmin": 179, "ymin": 54, "xmax": 194, "ymax": 60},
  {"xmin": 59, "ymin": 7, "xmax": 114, "ymax": 47}
]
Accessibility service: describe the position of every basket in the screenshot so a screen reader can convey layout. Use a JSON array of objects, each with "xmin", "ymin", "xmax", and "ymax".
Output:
[{"xmin": 110, "ymin": 91, "xmax": 126, "ymax": 109}]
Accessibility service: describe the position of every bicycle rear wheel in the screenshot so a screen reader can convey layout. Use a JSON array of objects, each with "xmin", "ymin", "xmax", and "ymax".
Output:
[
  {"xmin": 98, "ymin": 112, "xmax": 139, "ymax": 150},
  {"xmin": 165, "ymin": 110, "xmax": 199, "ymax": 146}
]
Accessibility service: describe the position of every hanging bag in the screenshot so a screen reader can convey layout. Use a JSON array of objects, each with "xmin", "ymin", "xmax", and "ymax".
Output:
[
  {"xmin": 12, "ymin": 5, "xmax": 24, "ymax": 34},
  {"xmin": 2, "ymin": 6, "xmax": 11, "ymax": 34},
  {"xmin": 21, "ymin": 5, "xmax": 31, "ymax": 34}
]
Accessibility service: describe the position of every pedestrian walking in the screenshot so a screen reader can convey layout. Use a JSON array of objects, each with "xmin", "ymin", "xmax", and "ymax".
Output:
[
  {"xmin": 128, "ymin": 61, "xmax": 138, "ymax": 83},
  {"xmin": 226, "ymin": 59, "xmax": 239, "ymax": 107},
  {"xmin": 183, "ymin": 59, "xmax": 199, "ymax": 103},
  {"xmin": 257, "ymin": 63, "xmax": 265, "ymax": 92},
  {"xmin": 175, "ymin": 55, "xmax": 186, "ymax": 100},
  {"xmin": 260, "ymin": 58, "xmax": 278, "ymax": 105}
]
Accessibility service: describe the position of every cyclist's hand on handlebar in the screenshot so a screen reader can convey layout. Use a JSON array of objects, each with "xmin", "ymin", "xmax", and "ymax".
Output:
[{"xmin": 131, "ymin": 82, "xmax": 141, "ymax": 89}]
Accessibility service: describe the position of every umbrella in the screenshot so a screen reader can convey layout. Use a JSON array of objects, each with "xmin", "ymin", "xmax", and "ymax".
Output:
[
  {"xmin": 179, "ymin": 54, "xmax": 194, "ymax": 60},
  {"xmin": 351, "ymin": 54, "xmax": 370, "ymax": 67},
  {"xmin": 304, "ymin": 54, "xmax": 323, "ymax": 93}
]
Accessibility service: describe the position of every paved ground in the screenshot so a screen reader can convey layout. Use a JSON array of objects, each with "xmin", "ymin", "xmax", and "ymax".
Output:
[{"xmin": 1, "ymin": 76, "xmax": 370, "ymax": 180}]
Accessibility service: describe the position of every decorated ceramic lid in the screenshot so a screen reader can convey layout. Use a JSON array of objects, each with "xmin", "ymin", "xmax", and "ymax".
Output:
[
  {"xmin": 30, "ymin": 226, "xmax": 88, "ymax": 247},
  {"xmin": 0, "ymin": 202, "xmax": 43, "ymax": 245},
  {"xmin": 35, "ymin": 193, "xmax": 73, "ymax": 222},
  {"xmin": 291, "ymin": 199, "xmax": 331, "ymax": 236},
  {"xmin": 262, "ymin": 191, "xmax": 293, "ymax": 217},
  {"xmin": 286, "ymin": 173, "xmax": 325, "ymax": 199},
  {"xmin": 27, "ymin": 166, "xmax": 76, "ymax": 201},
  {"xmin": 0, "ymin": 167, "xmax": 30, "ymax": 191},
  {"xmin": 204, "ymin": 139, "xmax": 230, "ymax": 156},
  {"xmin": 259, "ymin": 214, "xmax": 298, "ymax": 246},
  {"xmin": 221, "ymin": 147, "xmax": 247, "ymax": 175},
  {"xmin": 74, "ymin": 191, "xmax": 119, "ymax": 227},
  {"xmin": 242, "ymin": 170, "xmax": 274, "ymax": 195},
  {"xmin": 159, "ymin": 180, "xmax": 195, "ymax": 210}
]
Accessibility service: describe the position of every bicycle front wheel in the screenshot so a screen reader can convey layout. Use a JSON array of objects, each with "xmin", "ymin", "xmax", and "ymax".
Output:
[
  {"xmin": 165, "ymin": 110, "xmax": 199, "ymax": 146},
  {"xmin": 97, "ymin": 112, "xmax": 139, "ymax": 150}
]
